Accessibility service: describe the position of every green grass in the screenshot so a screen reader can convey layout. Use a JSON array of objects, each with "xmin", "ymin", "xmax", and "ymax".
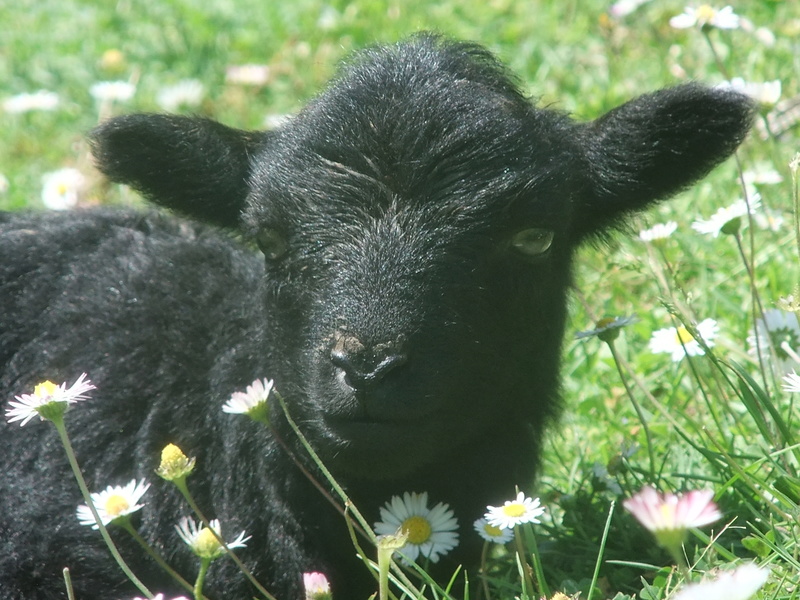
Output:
[{"xmin": 2, "ymin": 0, "xmax": 799, "ymax": 598}]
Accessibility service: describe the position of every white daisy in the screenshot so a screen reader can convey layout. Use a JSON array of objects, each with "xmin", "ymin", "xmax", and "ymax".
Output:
[
  {"xmin": 753, "ymin": 207, "xmax": 784, "ymax": 232},
  {"xmin": 638, "ymin": 221, "xmax": 678, "ymax": 242},
  {"xmin": 5, "ymin": 374, "xmax": 95, "ymax": 426},
  {"xmin": 76, "ymin": 479, "xmax": 150, "ymax": 529},
  {"xmin": 473, "ymin": 517, "xmax": 514, "ymax": 544},
  {"xmin": 672, "ymin": 563, "xmax": 769, "ymax": 600},
  {"xmin": 373, "ymin": 491, "xmax": 459, "ymax": 564},
  {"xmin": 485, "ymin": 491, "xmax": 545, "ymax": 530},
  {"xmin": 175, "ymin": 516, "xmax": 250, "ymax": 561},
  {"xmin": 748, "ymin": 309, "xmax": 800, "ymax": 374},
  {"xmin": 692, "ymin": 195, "xmax": 761, "ymax": 238},
  {"xmin": 90, "ymin": 81, "xmax": 136, "ymax": 103},
  {"xmin": 222, "ymin": 378, "xmax": 274, "ymax": 419},
  {"xmin": 670, "ymin": 5, "xmax": 740, "ymax": 30},
  {"xmin": 225, "ymin": 64, "xmax": 271, "ymax": 86},
  {"xmin": 133, "ymin": 594, "xmax": 190, "ymax": 600},
  {"xmin": 743, "ymin": 165, "xmax": 783, "ymax": 186},
  {"xmin": 718, "ymin": 78, "xmax": 781, "ymax": 107},
  {"xmin": 3, "ymin": 90, "xmax": 59, "ymax": 114},
  {"xmin": 648, "ymin": 318, "xmax": 719, "ymax": 362},
  {"xmin": 782, "ymin": 371, "xmax": 800, "ymax": 393},
  {"xmin": 41, "ymin": 167, "xmax": 85, "ymax": 210},
  {"xmin": 575, "ymin": 315, "xmax": 638, "ymax": 343},
  {"xmin": 156, "ymin": 79, "xmax": 205, "ymax": 112}
]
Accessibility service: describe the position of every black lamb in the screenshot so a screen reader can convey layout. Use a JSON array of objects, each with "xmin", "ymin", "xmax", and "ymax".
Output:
[{"xmin": 0, "ymin": 34, "xmax": 752, "ymax": 599}]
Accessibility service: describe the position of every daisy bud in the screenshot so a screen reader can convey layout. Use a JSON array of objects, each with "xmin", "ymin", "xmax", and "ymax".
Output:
[
  {"xmin": 303, "ymin": 572, "xmax": 332, "ymax": 600},
  {"xmin": 156, "ymin": 443, "xmax": 196, "ymax": 481}
]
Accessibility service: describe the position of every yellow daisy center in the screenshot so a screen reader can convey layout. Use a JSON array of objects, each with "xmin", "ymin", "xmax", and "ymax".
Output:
[
  {"xmin": 34, "ymin": 381, "xmax": 58, "ymax": 398},
  {"xmin": 401, "ymin": 515, "xmax": 432, "ymax": 545},
  {"xmin": 596, "ymin": 317, "xmax": 616, "ymax": 329},
  {"xmin": 675, "ymin": 326, "xmax": 695, "ymax": 345},
  {"xmin": 483, "ymin": 523, "xmax": 504, "ymax": 537},
  {"xmin": 695, "ymin": 4, "xmax": 716, "ymax": 23},
  {"xmin": 502, "ymin": 502, "xmax": 526, "ymax": 518},
  {"xmin": 195, "ymin": 527, "xmax": 222, "ymax": 556},
  {"xmin": 103, "ymin": 494, "xmax": 130, "ymax": 517},
  {"xmin": 658, "ymin": 503, "xmax": 676, "ymax": 528},
  {"xmin": 161, "ymin": 443, "xmax": 186, "ymax": 464}
]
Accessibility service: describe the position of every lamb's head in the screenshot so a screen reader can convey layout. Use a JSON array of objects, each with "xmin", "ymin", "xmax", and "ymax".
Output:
[{"xmin": 90, "ymin": 35, "xmax": 752, "ymax": 480}]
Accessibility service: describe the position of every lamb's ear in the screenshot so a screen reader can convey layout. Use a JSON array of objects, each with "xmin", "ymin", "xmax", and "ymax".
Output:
[
  {"xmin": 90, "ymin": 114, "xmax": 271, "ymax": 228},
  {"xmin": 576, "ymin": 83, "xmax": 754, "ymax": 238}
]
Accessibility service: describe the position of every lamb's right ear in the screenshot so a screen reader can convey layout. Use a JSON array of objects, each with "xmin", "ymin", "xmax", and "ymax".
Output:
[{"xmin": 90, "ymin": 114, "xmax": 271, "ymax": 228}]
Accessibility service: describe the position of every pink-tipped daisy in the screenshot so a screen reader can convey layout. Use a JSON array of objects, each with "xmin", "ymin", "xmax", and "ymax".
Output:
[{"xmin": 624, "ymin": 486, "xmax": 721, "ymax": 552}]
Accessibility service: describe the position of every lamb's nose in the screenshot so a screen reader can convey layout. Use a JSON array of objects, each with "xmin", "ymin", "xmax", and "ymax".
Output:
[{"xmin": 331, "ymin": 333, "xmax": 408, "ymax": 391}]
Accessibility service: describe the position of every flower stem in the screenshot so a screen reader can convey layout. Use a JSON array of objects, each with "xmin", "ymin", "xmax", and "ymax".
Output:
[
  {"xmin": 194, "ymin": 558, "xmax": 211, "ymax": 600},
  {"xmin": 63, "ymin": 568, "xmax": 75, "ymax": 600},
  {"xmin": 607, "ymin": 340, "xmax": 657, "ymax": 479},
  {"xmin": 172, "ymin": 478, "xmax": 278, "ymax": 600},
  {"xmin": 272, "ymin": 390, "xmax": 376, "ymax": 544},
  {"xmin": 120, "ymin": 521, "xmax": 198, "ymax": 597},
  {"xmin": 51, "ymin": 416, "xmax": 153, "ymax": 599}
]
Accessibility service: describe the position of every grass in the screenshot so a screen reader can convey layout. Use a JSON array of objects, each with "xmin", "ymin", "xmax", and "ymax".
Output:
[{"xmin": 2, "ymin": 0, "xmax": 799, "ymax": 598}]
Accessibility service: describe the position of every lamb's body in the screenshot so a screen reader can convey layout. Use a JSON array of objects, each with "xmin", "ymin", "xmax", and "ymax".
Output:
[{"xmin": 0, "ymin": 35, "xmax": 752, "ymax": 599}]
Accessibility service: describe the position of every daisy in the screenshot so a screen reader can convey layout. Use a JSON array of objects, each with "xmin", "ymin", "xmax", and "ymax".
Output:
[
  {"xmin": 485, "ymin": 491, "xmax": 545, "ymax": 530},
  {"xmin": 624, "ymin": 486, "xmax": 721, "ymax": 532},
  {"xmin": 671, "ymin": 563, "xmax": 769, "ymax": 600},
  {"xmin": 175, "ymin": 516, "xmax": 250, "ymax": 561},
  {"xmin": 3, "ymin": 90, "xmax": 59, "ymax": 114},
  {"xmin": 303, "ymin": 572, "xmax": 332, "ymax": 600},
  {"xmin": 782, "ymin": 371, "xmax": 800, "ymax": 393},
  {"xmin": 648, "ymin": 318, "xmax": 718, "ymax": 361},
  {"xmin": 669, "ymin": 5, "xmax": 740, "ymax": 30},
  {"xmin": 718, "ymin": 78, "xmax": 781, "ymax": 107},
  {"xmin": 156, "ymin": 79, "xmax": 205, "ymax": 112},
  {"xmin": 156, "ymin": 443, "xmax": 196, "ymax": 481},
  {"xmin": 133, "ymin": 595, "xmax": 190, "ymax": 600},
  {"xmin": 373, "ymin": 491, "xmax": 459, "ymax": 564},
  {"xmin": 6, "ymin": 374, "xmax": 95, "ymax": 426},
  {"xmin": 90, "ymin": 81, "xmax": 136, "ymax": 103},
  {"xmin": 748, "ymin": 309, "xmax": 800, "ymax": 374},
  {"xmin": 76, "ymin": 479, "xmax": 150, "ymax": 529},
  {"xmin": 609, "ymin": 0, "xmax": 650, "ymax": 19},
  {"xmin": 692, "ymin": 195, "xmax": 761, "ymax": 238},
  {"xmin": 225, "ymin": 64, "xmax": 271, "ymax": 86},
  {"xmin": 638, "ymin": 221, "xmax": 678, "ymax": 242},
  {"xmin": 575, "ymin": 315, "xmax": 638, "ymax": 343},
  {"xmin": 41, "ymin": 167, "xmax": 85, "ymax": 210},
  {"xmin": 473, "ymin": 517, "xmax": 514, "ymax": 544},
  {"xmin": 222, "ymin": 378, "xmax": 273, "ymax": 422}
]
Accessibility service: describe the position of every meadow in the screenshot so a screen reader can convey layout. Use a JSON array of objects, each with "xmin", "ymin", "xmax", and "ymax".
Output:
[{"xmin": 1, "ymin": 0, "xmax": 799, "ymax": 599}]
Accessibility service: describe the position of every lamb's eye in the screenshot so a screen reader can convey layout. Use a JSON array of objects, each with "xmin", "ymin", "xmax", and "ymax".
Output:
[
  {"xmin": 256, "ymin": 229, "xmax": 288, "ymax": 260},
  {"xmin": 510, "ymin": 228, "xmax": 554, "ymax": 257}
]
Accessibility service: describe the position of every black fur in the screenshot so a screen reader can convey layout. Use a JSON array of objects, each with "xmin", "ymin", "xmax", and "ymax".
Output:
[{"xmin": 0, "ymin": 34, "xmax": 752, "ymax": 599}]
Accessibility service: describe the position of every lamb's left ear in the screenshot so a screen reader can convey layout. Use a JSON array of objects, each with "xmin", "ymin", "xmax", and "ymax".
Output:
[
  {"xmin": 576, "ymin": 83, "xmax": 754, "ymax": 238},
  {"xmin": 91, "ymin": 115, "xmax": 272, "ymax": 228}
]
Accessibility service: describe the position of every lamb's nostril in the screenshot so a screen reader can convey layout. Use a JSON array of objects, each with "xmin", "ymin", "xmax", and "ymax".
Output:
[{"xmin": 331, "ymin": 334, "xmax": 408, "ymax": 391}]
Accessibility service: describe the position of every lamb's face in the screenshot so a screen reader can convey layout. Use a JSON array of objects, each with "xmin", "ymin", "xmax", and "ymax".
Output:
[
  {"xmin": 242, "ymin": 83, "xmax": 581, "ymax": 478},
  {"xmin": 89, "ymin": 35, "xmax": 753, "ymax": 479}
]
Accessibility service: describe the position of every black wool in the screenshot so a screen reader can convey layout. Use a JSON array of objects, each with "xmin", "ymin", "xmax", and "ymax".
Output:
[{"xmin": 0, "ymin": 34, "xmax": 752, "ymax": 599}]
